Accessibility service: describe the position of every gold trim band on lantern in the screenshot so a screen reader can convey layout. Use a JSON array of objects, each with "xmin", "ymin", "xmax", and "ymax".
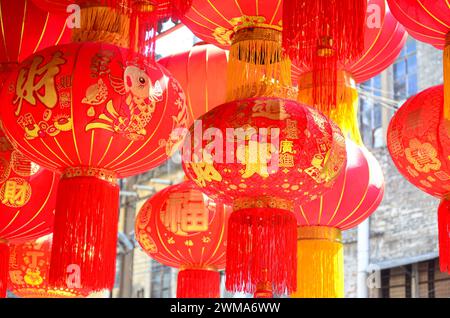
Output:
[
  {"xmin": 233, "ymin": 196, "xmax": 294, "ymax": 212},
  {"xmin": 298, "ymin": 70, "xmax": 356, "ymax": 91},
  {"xmin": 179, "ymin": 265, "xmax": 218, "ymax": 272},
  {"xmin": 446, "ymin": 32, "xmax": 450, "ymax": 47},
  {"xmin": 231, "ymin": 27, "xmax": 282, "ymax": 45},
  {"xmin": 133, "ymin": 1, "xmax": 156, "ymax": 13},
  {"xmin": 0, "ymin": 238, "xmax": 8, "ymax": 244},
  {"xmin": 62, "ymin": 167, "xmax": 117, "ymax": 183},
  {"xmin": 297, "ymin": 226, "xmax": 342, "ymax": 243}
]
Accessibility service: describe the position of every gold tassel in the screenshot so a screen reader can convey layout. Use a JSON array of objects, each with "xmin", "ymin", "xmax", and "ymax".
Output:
[
  {"xmin": 72, "ymin": 6, "xmax": 130, "ymax": 48},
  {"xmin": 298, "ymin": 70, "xmax": 363, "ymax": 145},
  {"xmin": 292, "ymin": 226, "xmax": 344, "ymax": 298},
  {"xmin": 226, "ymin": 27, "xmax": 295, "ymax": 101},
  {"xmin": 444, "ymin": 32, "xmax": 450, "ymax": 121}
]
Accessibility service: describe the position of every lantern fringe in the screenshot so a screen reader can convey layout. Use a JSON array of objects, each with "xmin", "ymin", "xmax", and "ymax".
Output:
[
  {"xmin": 226, "ymin": 28, "xmax": 294, "ymax": 101},
  {"xmin": 0, "ymin": 243, "xmax": 9, "ymax": 298},
  {"xmin": 438, "ymin": 199, "xmax": 450, "ymax": 273},
  {"xmin": 177, "ymin": 269, "xmax": 220, "ymax": 298},
  {"xmin": 292, "ymin": 226, "xmax": 344, "ymax": 298},
  {"xmin": 298, "ymin": 71, "xmax": 363, "ymax": 145},
  {"xmin": 49, "ymin": 175, "xmax": 119, "ymax": 292},
  {"xmin": 444, "ymin": 34, "xmax": 450, "ymax": 121},
  {"xmin": 225, "ymin": 208, "xmax": 297, "ymax": 295},
  {"xmin": 72, "ymin": 6, "xmax": 130, "ymax": 48}
]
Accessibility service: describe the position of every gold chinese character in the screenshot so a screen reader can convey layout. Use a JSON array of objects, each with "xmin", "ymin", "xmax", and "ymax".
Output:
[
  {"xmin": 283, "ymin": 119, "xmax": 299, "ymax": 139},
  {"xmin": 189, "ymin": 162, "xmax": 222, "ymax": 187},
  {"xmin": 279, "ymin": 153, "xmax": 294, "ymax": 168},
  {"xmin": 236, "ymin": 141, "xmax": 276, "ymax": 178},
  {"xmin": 9, "ymin": 270, "xmax": 24, "ymax": 285},
  {"xmin": 280, "ymin": 140, "xmax": 294, "ymax": 154},
  {"xmin": 1, "ymin": 179, "xmax": 31, "ymax": 207},
  {"xmin": 14, "ymin": 52, "xmax": 65, "ymax": 116},
  {"xmin": 161, "ymin": 191, "xmax": 209, "ymax": 235}
]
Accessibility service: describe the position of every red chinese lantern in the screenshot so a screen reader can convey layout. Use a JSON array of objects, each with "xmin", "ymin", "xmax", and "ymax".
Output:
[
  {"xmin": 387, "ymin": 85, "xmax": 450, "ymax": 273},
  {"xmin": 387, "ymin": 0, "xmax": 450, "ymax": 121},
  {"xmin": 8, "ymin": 235, "xmax": 90, "ymax": 298},
  {"xmin": 181, "ymin": 0, "xmax": 294, "ymax": 101},
  {"xmin": 158, "ymin": 43, "xmax": 228, "ymax": 127},
  {"xmin": 0, "ymin": 39, "xmax": 187, "ymax": 291},
  {"xmin": 182, "ymin": 97, "xmax": 347, "ymax": 296},
  {"xmin": 293, "ymin": 3, "xmax": 407, "ymax": 144},
  {"xmin": 0, "ymin": 130, "xmax": 58, "ymax": 298},
  {"xmin": 135, "ymin": 181, "xmax": 230, "ymax": 298},
  {"xmin": 293, "ymin": 140, "xmax": 384, "ymax": 298}
]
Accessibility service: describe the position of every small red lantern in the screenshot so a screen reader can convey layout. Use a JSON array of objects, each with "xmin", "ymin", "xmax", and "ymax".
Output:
[
  {"xmin": 387, "ymin": 85, "xmax": 450, "ymax": 273},
  {"xmin": 158, "ymin": 43, "xmax": 229, "ymax": 127},
  {"xmin": 181, "ymin": 0, "xmax": 293, "ymax": 101},
  {"xmin": 387, "ymin": 0, "xmax": 450, "ymax": 121},
  {"xmin": 135, "ymin": 181, "xmax": 230, "ymax": 298},
  {"xmin": 0, "ymin": 129, "xmax": 58, "ymax": 298},
  {"xmin": 0, "ymin": 41, "xmax": 187, "ymax": 291},
  {"xmin": 8, "ymin": 235, "xmax": 90, "ymax": 298},
  {"xmin": 182, "ymin": 97, "xmax": 347, "ymax": 295},
  {"xmin": 292, "ymin": 1, "xmax": 407, "ymax": 144},
  {"xmin": 293, "ymin": 141, "xmax": 384, "ymax": 298}
]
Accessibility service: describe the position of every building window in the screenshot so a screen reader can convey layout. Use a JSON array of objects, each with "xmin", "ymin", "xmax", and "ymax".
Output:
[
  {"xmin": 393, "ymin": 38, "xmax": 418, "ymax": 100},
  {"xmin": 380, "ymin": 258, "xmax": 450, "ymax": 298},
  {"xmin": 150, "ymin": 260, "xmax": 173, "ymax": 298}
]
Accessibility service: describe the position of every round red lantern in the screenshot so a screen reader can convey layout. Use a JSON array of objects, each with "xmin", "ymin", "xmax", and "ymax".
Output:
[
  {"xmin": 0, "ymin": 129, "xmax": 58, "ymax": 297},
  {"xmin": 181, "ymin": 0, "xmax": 294, "ymax": 101},
  {"xmin": 293, "ymin": 1, "xmax": 407, "ymax": 145},
  {"xmin": 135, "ymin": 181, "xmax": 230, "ymax": 298},
  {"xmin": 0, "ymin": 41, "xmax": 187, "ymax": 291},
  {"xmin": 387, "ymin": 0, "xmax": 450, "ymax": 121},
  {"xmin": 158, "ymin": 43, "xmax": 228, "ymax": 127},
  {"xmin": 8, "ymin": 235, "xmax": 90, "ymax": 298},
  {"xmin": 293, "ymin": 141, "xmax": 384, "ymax": 298},
  {"xmin": 387, "ymin": 85, "xmax": 450, "ymax": 273},
  {"xmin": 182, "ymin": 97, "xmax": 347, "ymax": 295}
]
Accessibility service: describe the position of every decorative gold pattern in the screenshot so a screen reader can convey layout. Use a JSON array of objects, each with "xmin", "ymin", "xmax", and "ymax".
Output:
[
  {"xmin": 62, "ymin": 167, "xmax": 117, "ymax": 183},
  {"xmin": 233, "ymin": 196, "xmax": 294, "ymax": 212},
  {"xmin": 405, "ymin": 138, "xmax": 441, "ymax": 173}
]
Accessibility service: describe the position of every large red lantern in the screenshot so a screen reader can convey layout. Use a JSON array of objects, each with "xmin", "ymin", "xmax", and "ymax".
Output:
[
  {"xmin": 387, "ymin": 85, "xmax": 450, "ymax": 273},
  {"xmin": 181, "ymin": 0, "xmax": 293, "ymax": 101},
  {"xmin": 8, "ymin": 235, "xmax": 90, "ymax": 298},
  {"xmin": 293, "ymin": 141, "xmax": 384, "ymax": 298},
  {"xmin": 293, "ymin": 1, "xmax": 407, "ymax": 144},
  {"xmin": 182, "ymin": 97, "xmax": 347, "ymax": 296},
  {"xmin": 0, "ymin": 130, "xmax": 58, "ymax": 297},
  {"xmin": 158, "ymin": 43, "xmax": 228, "ymax": 127},
  {"xmin": 387, "ymin": 0, "xmax": 450, "ymax": 121},
  {"xmin": 135, "ymin": 181, "xmax": 230, "ymax": 298},
  {"xmin": 0, "ymin": 41, "xmax": 187, "ymax": 291}
]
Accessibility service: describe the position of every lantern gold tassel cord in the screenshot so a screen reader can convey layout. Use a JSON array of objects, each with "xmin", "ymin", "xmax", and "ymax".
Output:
[
  {"xmin": 444, "ymin": 33, "xmax": 450, "ymax": 121},
  {"xmin": 298, "ymin": 70, "xmax": 362, "ymax": 145},
  {"xmin": 226, "ymin": 27, "xmax": 294, "ymax": 101},
  {"xmin": 72, "ymin": 6, "xmax": 130, "ymax": 48},
  {"xmin": 292, "ymin": 226, "xmax": 344, "ymax": 298}
]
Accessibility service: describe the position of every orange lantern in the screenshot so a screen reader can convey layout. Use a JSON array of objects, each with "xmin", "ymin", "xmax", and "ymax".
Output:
[
  {"xmin": 181, "ymin": 0, "xmax": 293, "ymax": 101},
  {"xmin": 135, "ymin": 181, "xmax": 230, "ymax": 298},
  {"xmin": 158, "ymin": 43, "xmax": 228, "ymax": 127},
  {"xmin": 182, "ymin": 97, "xmax": 347, "ymax": 296},
  {"xmin": 0, "ymin": 129, "xmax": 58, "ymax": 298},
  {"xmin": 294, "ymin": 141, "xmax": 384, "ymax": 298},
  {"xmin": 8, "ymin": 235, "xmax": 90, "ymax": 298},
  {"xmin": 387, "ymin": 85, "xmax": 450, "ymax": 273}
]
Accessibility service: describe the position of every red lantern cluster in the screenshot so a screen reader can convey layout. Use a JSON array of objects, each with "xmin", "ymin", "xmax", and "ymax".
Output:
[
  {"xmin": 0, "ymin": 41, "xmax": 187, "ymax": 291},
  {"xmin": 135, "ymin": 181, "xmax": 230, "ymax": 298},
  {"xmin": 182, "ymin": 97, "xmax": 347, "ymax": 295},
  {"xmin": 0, "ymin": 129, "xmax": 58, "ymax": 297}
]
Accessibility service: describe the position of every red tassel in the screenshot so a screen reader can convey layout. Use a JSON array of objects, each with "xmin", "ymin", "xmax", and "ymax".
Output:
[
  {"xmin": 225, "ymin": 208, "xmax": 297, "ymax": 295},
  {"xmin": 49, "ymin": 175, "xmax": 119, "ymax": 292},
  {"xmin": 438, "ymin": 199, "xmax": 450, "ymax": 273},
  {"xmin": 177, "ymin": 269, "xmax": 220, "ymax": 298},
  {"xmin": 283, "ymin": 0, "xmax": 366, "ymax": 116},
  {"xmin": 0, "ymin": 243, "xmax": 9, "ymax": 298}
]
